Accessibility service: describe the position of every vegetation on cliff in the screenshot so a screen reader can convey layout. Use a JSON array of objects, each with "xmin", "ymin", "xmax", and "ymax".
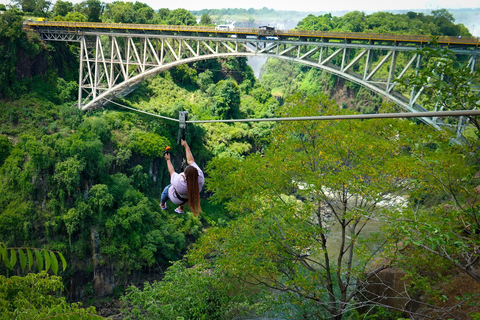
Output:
[{"xmin": 0, "ymin": 3, "xmax": 479, "ymax": 319}]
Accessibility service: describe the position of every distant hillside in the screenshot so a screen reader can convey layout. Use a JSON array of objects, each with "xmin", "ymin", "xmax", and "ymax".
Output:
[{"xmin": 192, "ymin": 7, "xmax": 480, "ymax": 36}]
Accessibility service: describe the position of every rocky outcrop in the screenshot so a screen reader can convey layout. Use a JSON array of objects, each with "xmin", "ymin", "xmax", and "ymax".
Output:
[
  {"xmin": 15, "ymin": 49, "xmax": 48, "ymax": 80},
  {"xmin": 91, "ymin": 228, "xmax": 115, "ymax": 297}
]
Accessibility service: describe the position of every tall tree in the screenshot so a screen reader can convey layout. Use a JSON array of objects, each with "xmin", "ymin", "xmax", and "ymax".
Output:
[
  {"xmin": 34, "ymin": 0, "xmax": 51, "ymax": 16},
  {"xmin": 398, "ymin": 45, "xmax": 480, "ymax": 142},
  {"xmin": 165, "ymin": 8, "xmax": 196, "ymax": 25},
  {"xmin": 386, "ymin": 138, "xmax": 480, "ymax": 284},
  {"xmin": 52, "ymin": 0, "xmax": 73, "ymax": 17},
  {"xmin": 190, "ymin": 93, "xmax": 418, "ymax": 319},
  {"xmin": 199, "ymin": 13, "xmax": 212, "ymax": 25},
  {"xmin": 12, "ymin": 0, "xmax": 35, "ymax": 12},
  {"xmin": 80, "ymin": 0, "xmax": 103, "ymax": 22}
]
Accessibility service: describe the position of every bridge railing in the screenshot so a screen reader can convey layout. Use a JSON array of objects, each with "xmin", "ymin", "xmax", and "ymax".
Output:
[
  {"xmin": 26, "ymin": 21, "xmax": 480, "ymax": 47},
  {"xmin": 278, "ymin": 29, "xmax": 480, "ymax": 46}
]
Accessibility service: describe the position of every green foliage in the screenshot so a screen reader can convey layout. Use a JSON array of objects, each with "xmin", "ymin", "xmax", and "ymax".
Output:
[
  {"xmin": 209, "ymin": 79, "xmax": 242, "ymax": 120},
  {"xmin": 385, "ymin": 138, "xmax": 480, "ymax": 286},
  {"xmin": 165, "ymin": 8, "xmax": 196, "ymax": 25},
  {"xmin": 129, "ymin": 131, "xmax": 169, "ymax": 158},
  {"xmin": 0, "ymin": 100, "xmax": 200, "ymax": 287},
  {"xmin": 397, "ymin": 45, "xmax": 480, "ymax": 140},
  {"xmin": 52, "ymin": 0, "xmax": 73, "ymax": 17},
  {"xmin": 103, "ymin": 1, "xmax": 144, "ymax": 24},
  {"xmin": 199, "ymin": 13, "xmax": 212, "ymax": 25},
  {"xmin": 260, "ymin": 9, "xmax": 473, "ymax": 112},
  {"xmin": 121, "ymin": 260, "xmax": 236, "ymax": 320},
  {"xmin": 190, "ymin": 93, "xmax": 419, "ymax": 319},
  {"xmin": 294, "ymin": 9, "xmax": 471, "ymax": 36},
  {"xmin": 0, "ymin": 243, "xmax": 66, "ymax": 275},
  {"xmin": 169, "ymin": 64, "xmax": 198, "ymax": 86},
  {"xmin": 63, "ymin": 11, "xmax": 88, "ymax": 22},
  {"xmin": 0, "ymin": 9, "xmax": 30, "ymax": 98},
  {"xmin": 197, "ymin": 69, "xmax": 214, "ymax": 91},
  {"xmin": 57, "ymin": 78, "xmax": 79, "ymax": 103},
  {"xmin": 0, "ymin": 271, "xmax": 104, "ymax": 319},
  {"xmin": 0, "ymin": 135, "xmax": 12, "ymax": 167}
]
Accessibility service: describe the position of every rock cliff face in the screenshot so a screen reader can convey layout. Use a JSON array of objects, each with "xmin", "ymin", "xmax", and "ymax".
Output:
[
  {"xmin": 15, "ymin": 48, "xmax": 49, "ymax": 80},
  {"xmin": 91, "ymin": 229, "xmax": 115, "ymax": 297},
  {"xmin": 363, "ymin": 265, "xmax": 480, "ymax": 318}
]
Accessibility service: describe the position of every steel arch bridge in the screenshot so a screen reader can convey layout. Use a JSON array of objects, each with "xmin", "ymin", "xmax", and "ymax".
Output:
[{"xmin": 27, "ymin": 21, "xmax": 480, "ymax": 136}]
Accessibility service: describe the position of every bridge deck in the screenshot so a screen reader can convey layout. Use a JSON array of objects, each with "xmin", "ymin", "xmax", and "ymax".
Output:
[{"xmin": 26, "ymin": 21, "xmax": 480, "ymax": 47}]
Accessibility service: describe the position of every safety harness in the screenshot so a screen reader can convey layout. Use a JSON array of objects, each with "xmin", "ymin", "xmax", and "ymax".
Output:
[
  {"xmin": 177, "ymin": 111, "xmax": 188, "ymax": 171},
  {"xmin": 175, "ymin": 111, "xmax": 189, "ymax": 205}
]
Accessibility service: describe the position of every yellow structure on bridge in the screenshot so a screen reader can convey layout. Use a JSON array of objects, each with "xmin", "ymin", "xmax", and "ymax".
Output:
[{"xmin": 26, "ymin": 21, "xmax": 480, "ymax": 47}]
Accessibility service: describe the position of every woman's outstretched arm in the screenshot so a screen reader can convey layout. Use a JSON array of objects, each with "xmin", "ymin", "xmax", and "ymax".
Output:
[
  {"xmin": 181, "ymin": 139, "xmax": 195, "ymax": 165},
  {"xmin": 164, "ymin": 153, "xmax": 175, "ymax": 176}
]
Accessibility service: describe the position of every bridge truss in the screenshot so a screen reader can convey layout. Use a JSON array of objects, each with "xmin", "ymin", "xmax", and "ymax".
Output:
[{"xmin": 35, "ymin": 28, "xmax": 479, "ymax": 138}]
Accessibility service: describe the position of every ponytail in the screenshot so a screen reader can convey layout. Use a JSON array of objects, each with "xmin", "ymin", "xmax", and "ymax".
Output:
[{"xmin": 185, "ymin": 166, "xmax": 201, "ymax": 216}]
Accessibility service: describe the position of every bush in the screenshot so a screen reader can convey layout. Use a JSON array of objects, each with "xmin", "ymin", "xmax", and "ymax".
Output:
[{"xmin": 122, "ymin": 260, "xmax": 232, "ymax": 320}]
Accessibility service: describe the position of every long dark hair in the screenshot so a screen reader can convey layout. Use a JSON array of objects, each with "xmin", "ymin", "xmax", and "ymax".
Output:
[{"xmin": 184, "ymin": 165, "xmax": 201, "ymax": 216}]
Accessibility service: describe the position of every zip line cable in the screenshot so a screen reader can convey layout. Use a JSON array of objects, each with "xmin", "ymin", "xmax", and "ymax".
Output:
[
  {"xmin": 105, "ymin": 98, "xmax": 480, "ymax": 124},
  {"xmin": 106, "ymin": 99, "xmax": 179, "ymax": 122},
  {"xmin": 188, "ymin": 109, "xmax": 480, "ymax": 123}
]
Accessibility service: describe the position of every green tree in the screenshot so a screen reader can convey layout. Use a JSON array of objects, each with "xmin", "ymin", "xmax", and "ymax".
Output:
[
  {"xmin": 169, "ymin": 64, "xmax": 197, "ymax": 86},
  {"xmin": 88, "ymin": 184, "xmax": 113, "ymax": 217},
  {"xmin": 52, "ymin": 0, "xmax": 73, "ymax": 17},
  {"xmin": 103, "ymin": 1, "xmax": 137, "ymax": 23},
  {"xmin": 0, "ymin": 272, "xmax": 104, "ymax": 319},
  {"xmin": 53, "ymin": 156, "xmax": 85, "ymax": 196},
  {"xmin": 337, "ymin": 11, "xmax": 366, "ymax": 32},
  {"xmin": 156, "ymin": 7, "xmax": 169, "ymax": 22},
  {"xmin": 398, "ymin": 45, "xmax": 480, "ymax": 142},
  {"xmin": 0, "ymin": 135, "xmax": 12, "ymax": 167},
  {"xmin": 78, "ymin": 0, "xmax": 103, "ymax": 22},
  {"xmin": 122, "ymin": 260, "xmax": 235, "ymax": 320},
  {"xmin": 0, "ymin": 9, "xmax": 30, "ymax": 98},
  {"xmin": 34, "ymin": 0, "xmax": 51, "ymax": 16},
  {"xmin": 136, "ymin": 6, "xmax": 154, "ymax": 24},
  {"xmin": 197, "ymin": 69, "xmax": 214, "ymax": 91},
  {"xmin": 432, "ymin": 8, "xmax": 455, "ymax": 23},
  {"xmin": 199, "ymin": 13, "xmax": 212, "ymax": 25},
  {"xmin": 190, "ymin": 94, "xmax": 418, "ymax": 319},
  {"xmin": 386, "ymin": 139, "xmax": 480, "ymax": 285},
  {"xmin": 165, "ymin": 8, "xmax": 196, "ymax": 25},
  {"xmin": 12, "ymin": 0, "xmax": 35, "ymax": 12},
  {"xmin": 209, "ymin": 79, "xmax": 242, "ymax": 119}
]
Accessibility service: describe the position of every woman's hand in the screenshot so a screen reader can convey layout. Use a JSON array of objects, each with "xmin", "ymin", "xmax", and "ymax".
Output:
[
  {"xmin": 181, "ymin": 139, "xmax": 188, "ymax": 148},
  {"xmin": 164, "ymin": 153, "xmax": 171, "ymax": 161}
]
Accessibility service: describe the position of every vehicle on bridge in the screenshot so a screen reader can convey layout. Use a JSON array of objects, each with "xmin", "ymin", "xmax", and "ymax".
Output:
[
  {"xmin": 257, "ymin": 25, "xmax": 276, "ymax": 39},
  {"xmin": 215, "ymin": 24, "xmax": 234, "ymax": 31}
]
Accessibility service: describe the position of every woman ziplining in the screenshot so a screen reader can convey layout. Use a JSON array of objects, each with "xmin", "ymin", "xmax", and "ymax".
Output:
[{"xmin": 160, "ymin": 139, "xmax": 204, "ymax": 216}]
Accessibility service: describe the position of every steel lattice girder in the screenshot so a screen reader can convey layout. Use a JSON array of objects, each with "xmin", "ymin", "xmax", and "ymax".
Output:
[{"xmin": 37, "ymin": 29, "xmax": 479, "ymax": 137}]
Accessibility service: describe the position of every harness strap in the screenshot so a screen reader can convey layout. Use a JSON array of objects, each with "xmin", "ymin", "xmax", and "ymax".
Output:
[{"xmin": 174, "ymin": 189, "xmax": 188, "ymax": 205}]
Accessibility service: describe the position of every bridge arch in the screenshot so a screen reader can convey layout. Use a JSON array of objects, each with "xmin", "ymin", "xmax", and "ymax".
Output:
[
  {"xmin": 80, "ymin": 52, "xmax": 256, "ymax": 111},
  {"xmin": 29, "ymin": 22, "xmax": 479, "ymax": 136},
  {"xmin": 86, "ymin": 50, "xmax": 435, "ymax": 127}
]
